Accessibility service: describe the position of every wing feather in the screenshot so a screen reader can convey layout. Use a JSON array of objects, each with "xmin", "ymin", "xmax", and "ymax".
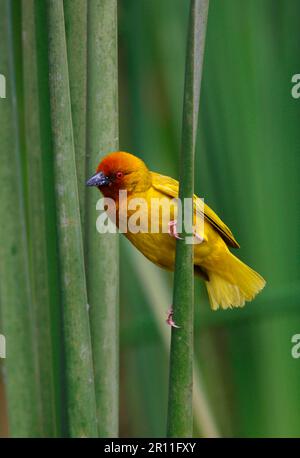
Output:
[{"xmin": 151, "ymin": 172, "xmax": 240, "ymax": 249}]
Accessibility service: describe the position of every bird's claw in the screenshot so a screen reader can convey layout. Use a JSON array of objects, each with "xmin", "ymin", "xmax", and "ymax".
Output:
[
  {"xmin": 166, "ymin": 308, "xmax": 180, "ymax": 328},
  {"xmin": 193, "ymin": 231, "xmax": 203, "ymax": 242},
  {"xmin": 168, "ymin": 220, "xmax": 183, "ymax": 240}
]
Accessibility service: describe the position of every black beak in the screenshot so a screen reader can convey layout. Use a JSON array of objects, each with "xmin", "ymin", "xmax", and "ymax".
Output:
[{"xmin": 86, "ymin": 171, "xmax": 110, "ymax": 187}]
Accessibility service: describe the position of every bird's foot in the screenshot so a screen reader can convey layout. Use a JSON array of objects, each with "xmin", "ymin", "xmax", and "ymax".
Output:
[
  {"xmin": 193, "ymin": 231, "xmax": 203, "ymax": 243},
  {"xmin": 168, "ymin": 220, "xmax": 183, "ymax": 240},
  {"xmin": 166, "ymin": 307, "xmax": 180, "ymax": 328}
]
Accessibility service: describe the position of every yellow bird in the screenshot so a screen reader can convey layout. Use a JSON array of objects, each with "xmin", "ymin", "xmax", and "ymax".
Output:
[{"xmin": 87, "ymin": 151, "xmax": 265, "ymax": 317}]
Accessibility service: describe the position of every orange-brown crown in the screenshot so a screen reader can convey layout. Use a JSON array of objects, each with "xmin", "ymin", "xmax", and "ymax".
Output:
[{"xmin": 95, "ymin": 151, "xmax": 151, "ymax": 196}]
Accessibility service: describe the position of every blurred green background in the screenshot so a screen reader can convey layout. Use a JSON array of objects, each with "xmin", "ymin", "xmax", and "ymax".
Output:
[{"xmin": 1, "ymin": 0, "xmax": 300, "ymax": 437}]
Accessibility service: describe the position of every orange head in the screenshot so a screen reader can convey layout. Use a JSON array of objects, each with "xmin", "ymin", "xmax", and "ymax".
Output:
[{"xmin": 86, "ymin": 151, "xmax": 151, "ymax": 198}]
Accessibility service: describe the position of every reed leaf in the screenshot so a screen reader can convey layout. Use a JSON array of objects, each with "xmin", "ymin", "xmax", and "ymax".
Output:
[
  {"xmin": 46, "ymin": 0, "xmax": 97, "ymax": 437},
  {"xmin": 22, "ymin": 0, "xmax": 57, "ymax": 437},
  {"xmin": 86, "ymin": 0, "xmax": 119, "ymax": 437},
  {"xmin": 126, "ymin": 244, "xmax": 220, "ymax": 437},
  {"xmin": 64, "ymin": 0, "xmax": 87, "ymax": 227},
  {"xmin": 34, "ymin": 0, "xmax": 65, "ymax": 436},
  {"xmin": 167, "ymin": 0, "xmax": 209, "ymax": 437},
  {"xmin": 0, "ymin": 0, "xmax": 41, "ymax": 437}
]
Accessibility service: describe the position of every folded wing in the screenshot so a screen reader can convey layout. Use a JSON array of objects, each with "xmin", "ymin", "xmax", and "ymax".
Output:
[{"xmin": 151, "ymin": 171, "xmax": 240, "ymax": 249}]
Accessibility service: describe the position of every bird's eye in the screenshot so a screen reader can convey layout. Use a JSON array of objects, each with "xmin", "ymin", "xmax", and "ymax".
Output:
[{"xmin": 116, "ymin": 171, "xmax": 123, "ymax": 179}]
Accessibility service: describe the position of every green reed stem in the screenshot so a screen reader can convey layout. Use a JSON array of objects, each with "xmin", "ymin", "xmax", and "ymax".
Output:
[
  {"xmin": 64, "ymin": 0, "xmax": 87, "ymax": 228},
  {"xmin": 86, "ymin": 0, "xmax": 119, "ymax": 437},
  {"xmin": 46, "ymin": 0, "xmax": 97, "ymax": 437},
  {"xmin": 0, "ymin": 0, "xmax": 41, "ymax": 437},
  {"xmin": 167, "ymin": 0, "xmax": 209, "ymax": 438},
  {"xmin": 22, "ymin": 0, "xmax": 57, "ymax": 437}
]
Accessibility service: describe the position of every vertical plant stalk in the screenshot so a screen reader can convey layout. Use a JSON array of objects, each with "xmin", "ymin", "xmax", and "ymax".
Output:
[
  {"xmin": 22, "ymin": 0, "xmax": 57, "ymax": 437},
  {"xmin": 167, "ymin": 0, "xmax": 209, "ymax": 438},
  {"xmin": 0, "ymin": 0, "xmax": 41, "ymax": 437},
  {"xmin": 86, "ymin": 0, "xmax": 119, "ymax": 437},
  {"xmin": 46, "ymin": 0, "xmax": 97, "ymax": 438},
  {"xmin": 34, "ymin": 0, "xmax": 65, "ymax": 436},
  {"xmin": 64, "ymin": 0, "xmax": 87, "ymax": 227},
  {"xmin": 126, "ymin": 246, "xmax": 220, "ymax": 437}
]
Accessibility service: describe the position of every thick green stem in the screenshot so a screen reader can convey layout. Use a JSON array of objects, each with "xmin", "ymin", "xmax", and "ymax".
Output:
[
  {"xmin": 46, "ymin": 0, "xmax": 97, "ymax": 438},
  {"xmin": 167, "ymin": 0, "xmax": 209, "ymax": 438},
  {"xmin": 86, "ymin": 0, "xmax": 119, "ymax": 437},
  {"xmin": 0, "ymin": 0, "xmax": 41, "ymax": 437},
  {"xmin": 22, "ymin": 0, "xmax": 57, "ymax": 437},
  {"xmin": 64, "ymin": 0, "xmax": 87, "ymax": 228}
]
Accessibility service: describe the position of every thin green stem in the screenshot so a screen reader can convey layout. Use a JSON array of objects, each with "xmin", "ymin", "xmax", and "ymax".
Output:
[
  {"xmin": 167, "ymin": 0, "xmax": 209, "ymax": 438},
  {"xmin": 64, "ymin": 0, "xmax": 87, "ymax": 228},
  {"xmin": 22, "ymin": 0, "xmax": 57, "ymax": 437},
  {"xmin": 34, "ymin": 0, "xmax": 65, "ymax": 437},
  {"xmin": 86, "ymin": 0, "xmax": 119, "ymax": 437},
  {"xmin": 46, "ymin": 0, "xmax": 97, "ymax": 438},
  {"xmin": 0, "ymin": 0, "xmax": 41, "ymax": 437},
  {"xmin": 126, "ymin": 244, "xmax": 220, "ymax": 437}
]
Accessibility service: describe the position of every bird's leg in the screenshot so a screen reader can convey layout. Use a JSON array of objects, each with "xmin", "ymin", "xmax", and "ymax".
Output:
[
  {"xmin": 168, "ymin": 220, "xmax": 183, "ymax": 240},
  {"xmin": 166, "ymin": 307, "xmax": 180, "ymax": 328}
]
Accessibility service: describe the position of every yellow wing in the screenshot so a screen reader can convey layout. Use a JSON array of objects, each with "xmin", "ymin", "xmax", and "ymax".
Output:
[{"xmin": 150, "ymin": 171, "xmax": 240, "ymax": 249}]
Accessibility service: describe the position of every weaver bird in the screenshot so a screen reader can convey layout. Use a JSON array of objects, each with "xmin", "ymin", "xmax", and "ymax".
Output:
[{"xmin": 87, "ymin": 151, "xmax": 265, "ymax": 321}]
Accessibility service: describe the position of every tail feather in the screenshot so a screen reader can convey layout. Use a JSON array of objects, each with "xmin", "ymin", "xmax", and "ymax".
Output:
[{"xmin": 205, "ymin": 252, "xmax": 266, "ymax": 311}]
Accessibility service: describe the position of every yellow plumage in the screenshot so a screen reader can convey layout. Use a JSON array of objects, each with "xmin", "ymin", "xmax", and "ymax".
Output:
[{"xmin": 90, "ymin": 151, "xmax": 266, "ymax": 310}]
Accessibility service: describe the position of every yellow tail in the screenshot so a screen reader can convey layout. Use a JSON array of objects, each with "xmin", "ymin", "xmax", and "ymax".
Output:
[{"xmin": 205, "ymin": 252, "xmax": 266, "ymax": 311}]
